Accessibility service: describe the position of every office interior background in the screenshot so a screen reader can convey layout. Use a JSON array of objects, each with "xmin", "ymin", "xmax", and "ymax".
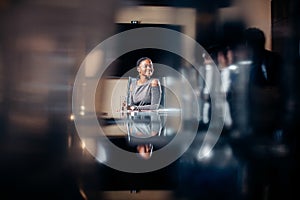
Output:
[{"xmin": 0, "ymin": 0, "xmax": 299, "ymax": 199}]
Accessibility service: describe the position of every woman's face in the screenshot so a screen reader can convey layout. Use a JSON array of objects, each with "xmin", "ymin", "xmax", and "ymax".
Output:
[{"xmin": 137, "ymin": 59, "xmax": 154, "ymax": 78}]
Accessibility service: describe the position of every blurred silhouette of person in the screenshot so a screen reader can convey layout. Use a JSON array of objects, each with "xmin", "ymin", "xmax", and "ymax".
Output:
[
  {"xmin": 245, "ymin": 28, "xmax": 281, "ymax": 87},
  {"xmin": 225, "ymin": 47, "xmax": 241, "ymax": 135},
  {"xmin": 217, "ymin": 48, "xmax": 233, "ymax": 129},
  {"xmin": 201, "ymin": 46, "xmax": 234, "ymax": 130},
  {"xmin": 127, "ymin": 57, "xmax": 162, "ymax": 111},
  {"xmin": 201, "ymin": 52, "xmax": 214, "ymax": 124},
  {"xmin": 244, "ymin": 27, "xmax": 283, "ymax": 136}
]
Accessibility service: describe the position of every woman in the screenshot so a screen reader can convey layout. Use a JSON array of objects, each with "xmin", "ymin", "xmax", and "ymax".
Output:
[{"xmin": 127, "ymin": 57, "xmax": 162, "ymax": 110}]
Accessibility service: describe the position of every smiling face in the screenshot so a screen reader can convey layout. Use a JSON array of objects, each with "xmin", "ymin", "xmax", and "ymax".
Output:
[{"xmin": 137, "ymin": 59, "xmax": 154, "ymax": 78}]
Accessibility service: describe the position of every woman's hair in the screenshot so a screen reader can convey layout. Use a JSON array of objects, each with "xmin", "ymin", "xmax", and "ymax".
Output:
[{"xmin": 136, "ymin": 57, "xmax": 151, "ymax": 67}]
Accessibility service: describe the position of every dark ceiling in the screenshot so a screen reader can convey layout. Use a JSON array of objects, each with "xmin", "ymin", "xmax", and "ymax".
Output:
[{"xmin": 123, "ymin": 0, "xmax": 232, "ymax": 11}]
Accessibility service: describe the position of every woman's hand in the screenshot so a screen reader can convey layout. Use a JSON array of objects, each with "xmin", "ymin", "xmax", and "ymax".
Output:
[{"xmin": 127, "ymin": 105, "xmax": 138, "ymax": 111}]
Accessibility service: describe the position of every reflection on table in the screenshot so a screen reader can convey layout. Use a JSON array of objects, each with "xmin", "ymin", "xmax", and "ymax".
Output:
[{"xmin": 96, "ymin": 109, "xmax": 181, "ymax": 160}]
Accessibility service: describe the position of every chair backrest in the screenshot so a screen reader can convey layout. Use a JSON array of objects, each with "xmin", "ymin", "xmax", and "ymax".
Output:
[
  {"xmin": 159, "ymin": 77, "xmax": 166, "ymax": 108},
  {"xmin": 126, "ymin": 77, "xmax": 136, "ymax": 106}
]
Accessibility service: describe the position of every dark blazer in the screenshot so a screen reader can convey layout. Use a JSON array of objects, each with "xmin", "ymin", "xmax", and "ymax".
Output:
[
  {"xmin": 249, "ymin": 50, "xmax": 282, "ymax": 87},
  {"xmin": 248, "ymin": 49, "xmax": 283, "ymax": 133}
]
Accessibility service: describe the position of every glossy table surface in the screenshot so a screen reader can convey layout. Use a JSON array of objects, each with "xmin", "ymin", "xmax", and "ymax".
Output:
[{"xmin": 67, "ymin": 109, "xmax": 295, "ymax": 200}]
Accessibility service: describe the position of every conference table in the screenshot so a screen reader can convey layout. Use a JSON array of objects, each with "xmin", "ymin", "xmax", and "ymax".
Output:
[
  {"xmin": 70, "ymin": 103, "xmax": 294, "ymax": 200},
  {"xmin": 92, "ymin": 108, "xmax": 186, "ymax": 169},
  {"xmin": 72, "ymin": 108, "xmax": 244, "ymax": 200}
]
